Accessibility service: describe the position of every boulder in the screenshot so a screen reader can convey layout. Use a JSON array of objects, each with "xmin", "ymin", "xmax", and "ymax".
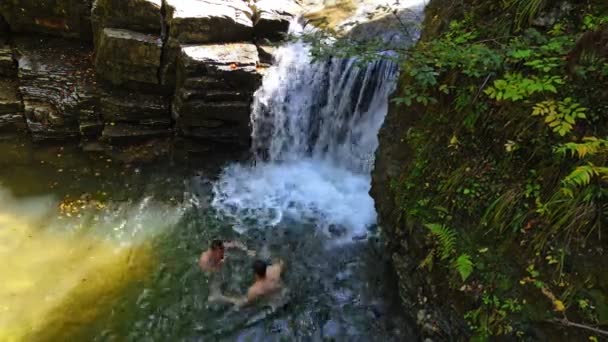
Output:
[
  {"xmin": 161, "ymin": 0, "xmax": 255, "ymax": 85},
  {"xmin": 0, "ymin": 0, "xmax": 92, "ymax": 40},
  {"xmin": 252, "ymin": 0, "xmax": 300, "ymax": 40},
  {"xmin": 91, "ymin": 0, "xmax": 162, "ymax": 46},
  {"xmin": 95, "ymin": 28, "xmax": 163, "ymax": 88},
  {"xmin": 14, "ymin": 37, "xmax": 99, "ymax": 141},
  {"xmin": 0, "ymin": 77, "xmax": 25, "ymax": 134},
  {"xmin": 173, "ymin": 43, "xmax": 261, "ymax": 146}
]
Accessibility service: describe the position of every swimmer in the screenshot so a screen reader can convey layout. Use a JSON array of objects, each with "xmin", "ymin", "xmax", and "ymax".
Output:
[
  {"xmin": 225, "ymin": 259, "xmax": 285, "ymax": 307},
  {"xmin": 199, "ymin": 239, "xmax": 255, "ymax": 273}
]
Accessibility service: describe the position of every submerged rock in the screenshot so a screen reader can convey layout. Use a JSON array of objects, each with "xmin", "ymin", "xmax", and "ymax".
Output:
[
  {"xmin": 95, "ymin": 28, "xmax": 163, "ymax": 87},
  {"xmin": 0, "ymin": 212, "xmax": 153, "ymax": 341},
  {"xmin": 14, "ymin": 37, "xmax": 99, "ymax": 141},
  {"xmin": 0, "ymin": 0, "xmax": 93, "ymax": 40},
  {"xmin": 173, "ymin": 43, "xmax": 261, "ymax": 146}
]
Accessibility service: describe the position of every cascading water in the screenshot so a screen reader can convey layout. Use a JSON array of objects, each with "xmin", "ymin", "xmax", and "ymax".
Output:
[{"xmin": 212, "ymin": 20, "xmax": 401, "ymax": 239}]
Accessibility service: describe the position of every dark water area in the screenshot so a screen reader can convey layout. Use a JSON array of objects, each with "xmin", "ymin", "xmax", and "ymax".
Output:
[{"xmin": 0, "ymin": 139, "xmax": 416, "ymax": 341}]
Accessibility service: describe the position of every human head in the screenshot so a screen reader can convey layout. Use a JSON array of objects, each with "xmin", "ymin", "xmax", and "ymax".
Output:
[
  {"xmin": 252, "ymin": 260, "xmax": 268, "ymax": 279},
  {"xmin": 211, "ymin": 240, "xmax": 224, "ymax": 251},
  {"xmin": 211, "ymin": 240, "xmax": 224, "ymax": 259}
]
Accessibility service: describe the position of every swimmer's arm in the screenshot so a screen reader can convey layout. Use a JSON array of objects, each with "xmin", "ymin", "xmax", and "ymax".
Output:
[{"xmin": 224, "ymin": 286, "xmax": 260, "ymax": 308}]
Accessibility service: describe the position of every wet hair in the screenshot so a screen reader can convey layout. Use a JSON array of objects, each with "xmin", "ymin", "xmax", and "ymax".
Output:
[
  {"xmin": 252, "ymin": 260, "xmax": 268, "ymax": 278},
  {"xmin": 211, "ymin": 240, "xmax": 224, "ymax": 250}
]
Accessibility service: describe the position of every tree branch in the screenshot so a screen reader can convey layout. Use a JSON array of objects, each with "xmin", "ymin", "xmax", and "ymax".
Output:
[{"xmin": 548, "ymin": 317, "xmax": 608, "ymax": 337}]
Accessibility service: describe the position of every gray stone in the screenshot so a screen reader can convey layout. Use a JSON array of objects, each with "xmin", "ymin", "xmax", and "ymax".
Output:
[
  {"xmin": 253, "ymin": 0, "xmax": 299, "ymax": 40},
  {"xmin": 95, "ymin": 28, "xmax": 163, "ymax": 87},
  {"xmin": 0, "ymin": 43, "xmax": 16, "ymax": 77},
  {"xmin": 257, "ymin": 44, "xmax": 276, "ymax": 66},
  {"xmin": 91, "ymin": 0, "xmax": 162, "ymax": 45},
  {"xmin": 101, "ymin": 123, "xmax": 171, "ymax": 144},
  {"xmin": 0, "ymin": 77, "xmax": 25, "ymax": 134},
  {"xmin": 99, "ymin": 87, "xmax": 170, "ymax": 126},
  {"xmin": 173, "ymin": 43, "xmax": 261, "ymax": 146},
  {"xmin": 0, "ymin": 78, "xmax": 22, "ymax": 114},
  {"xmin": 15, "ymin": 37, "xmax": 98, "ymax": 140},
  {"xmin": 0, "ymin": 0, "xmax": 93, "ymax": 40},
  {"xmin": 164, "ymin": 0, "xmax": 254, "ymax": 44},
  {"xmin": 161, "ymin": 0, "xmax": 255, "ymax": 85}
]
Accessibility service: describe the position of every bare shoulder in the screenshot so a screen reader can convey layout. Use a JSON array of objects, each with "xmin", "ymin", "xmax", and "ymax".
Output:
[
  {"xmin": 199, "ymin": 250, "xmax": 211, "ymax": 269},
  {"xmin": 247, "ymin": 283, "xmax": 263, "ymax": 301},
  {"xmin": 267, "ymin": 261, "xmax": 284, "ymax": 280}
]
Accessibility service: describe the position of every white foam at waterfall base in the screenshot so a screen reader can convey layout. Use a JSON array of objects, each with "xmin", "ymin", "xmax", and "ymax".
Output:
[
  {"xmin": 212, "ymin": 159, "xmax": 375, "ymax": 238},
  {"xmin": 212, "ymin": 20, "xmax": 403, "ymax": 240}
]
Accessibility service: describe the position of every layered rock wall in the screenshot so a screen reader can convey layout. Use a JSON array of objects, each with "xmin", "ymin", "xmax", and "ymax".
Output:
[{"xmin": 0, "ymin": 0, "xmax": 300, "ymax": 148}]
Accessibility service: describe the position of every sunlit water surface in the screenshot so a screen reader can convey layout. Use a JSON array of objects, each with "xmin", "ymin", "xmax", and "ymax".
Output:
[{"xmin": 0, "ymin": 139, "xmax": 415, "ymax": 341}]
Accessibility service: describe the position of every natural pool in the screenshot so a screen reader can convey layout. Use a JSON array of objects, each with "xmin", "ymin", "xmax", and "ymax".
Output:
[{"xmin": 0, "ymin": 138, "xmax": 416, "ymax": 341}]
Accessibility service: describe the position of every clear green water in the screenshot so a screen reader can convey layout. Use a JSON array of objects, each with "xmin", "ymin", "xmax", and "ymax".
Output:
[{"xmin": 0, "ymin": 139, "xmax": 416, "ymax": 341}]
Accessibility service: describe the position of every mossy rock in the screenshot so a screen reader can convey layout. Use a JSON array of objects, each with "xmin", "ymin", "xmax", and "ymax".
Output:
[{"xmin": 95, "ymin": 28, "xmax": 163, "ymax": 87}]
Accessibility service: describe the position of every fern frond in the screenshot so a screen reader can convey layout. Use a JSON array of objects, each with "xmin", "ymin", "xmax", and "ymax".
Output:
[
  {"xmin": 455, "ymin": 254, "xmax": 474, "ymax": 281},
  {"xmin": 425, "ymin": 223, "xmax": 457, "ymax": 260},
  {"xmin": 555, "ymin": 137, "xmax": 608, "ymax": 159},
  {"xmin": 561, "ymin": 164, "xmax": 608, "ymax": 196}
]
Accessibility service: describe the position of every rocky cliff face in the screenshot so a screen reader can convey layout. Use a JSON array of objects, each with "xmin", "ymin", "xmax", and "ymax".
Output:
[
  {"xmin": 0, "ymin": 0, "xmax": 300, "ymax": 149},
  {"xmin": 372, "ymin": 0, "xmax": 608, "ymax": 340}
]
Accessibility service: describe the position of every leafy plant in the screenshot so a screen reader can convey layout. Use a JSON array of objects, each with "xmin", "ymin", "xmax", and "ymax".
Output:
[
  {"xmin": 455, "ymin": 254, "xmax": 474, "ymax": 281},
  {"xmin": 555, "ymin": 137, "xmax": 608, "ymax": 158},
  {"xmin": 561, "ymin": 164, "xmax": 608, "ymax": 196},
  {"xmin": 532, "ymin": 98, "xmax": 588, "ymax": 136},
  {"xmin": 506, "ymin": 0, "xmax": 547, "ymax": 30},
  {"xmin": 425, "ymin": 223, "xmax": 456, "ymax": 261},
  {"xmin": 485, "ymin": 73, "xmax": 563, "ymax": 101}
]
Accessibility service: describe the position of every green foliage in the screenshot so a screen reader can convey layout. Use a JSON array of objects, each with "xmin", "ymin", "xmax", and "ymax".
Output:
[
  {"xmin": 484, "ymin": 73, "xmax": 563, "ymax": 101},
  {"xmin": 505, "ymin": 0, "xmax": 547, "ymax": 30},
  {"xmin": 532, "ymin": 98, "xmax": 588, "ymax": 136},
  {"xmin": 561, "ymin": 164, "xmax": 608, "ymax": 197},
  {"xmin": 555, "ymin": 137, "xmax": 608, "ymax": 158},
  {"xmin": 582, "ymin": 14, "xmax": 608, "ymax": 30},
  {"xmin": 425, "ymin": 223, "xmax": 456, "ymax": 261},
  {"xmin": 455, "ymin": 254, "xmax": 474, "ymax": 281},
  {"xmin": 465, "ymin": 294, "xmax": 523, "ymax": 339}
]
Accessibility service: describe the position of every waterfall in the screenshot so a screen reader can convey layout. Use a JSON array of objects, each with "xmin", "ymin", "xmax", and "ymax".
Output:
[
  {"xmin": 211, "ymin": 18, "xmax": 412, "ymax": 239},
  {"xmin": 251, "ymin": 29, "xmax": 399, "ymax": 173}
]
